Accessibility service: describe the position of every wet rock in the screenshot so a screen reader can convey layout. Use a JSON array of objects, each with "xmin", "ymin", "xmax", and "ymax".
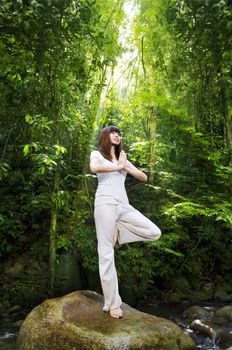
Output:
[
  {"xmin": 211, "ymin": 314, "xmax": 229, "ymax": 326},
  {"xmin": 17, "ymin": 290, "xmax": 196, "ymax": 350},
  {"xmin": 190, "ymin": 319, "xmax": 232, "ymax": 344},
  {"xmin": 215, "ymin": 306, "xmax": 232, "ymax": 322},
  {"xmin": 183, "ymin": 306, "xmax": 210, "ymax": 321}
]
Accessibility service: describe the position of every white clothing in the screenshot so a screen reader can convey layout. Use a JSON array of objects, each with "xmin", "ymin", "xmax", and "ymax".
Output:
[
  {"xmin": 90, "ymin": 150, "xmax": 128, "ymax": 203},
  {"xmin": 90, "ymin": 150, "xmax": 161, "ymax": 311}
]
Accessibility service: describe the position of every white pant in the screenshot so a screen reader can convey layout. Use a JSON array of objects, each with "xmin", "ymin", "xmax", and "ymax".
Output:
[{"xmin": 94, "ymin": 198, "xmax": 161, "ymax": 311}]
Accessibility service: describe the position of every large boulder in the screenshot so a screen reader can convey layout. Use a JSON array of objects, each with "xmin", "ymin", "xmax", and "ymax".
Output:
[{"xmin": 17, "ymin": 290, "xmax": 196, "ymax": 350}]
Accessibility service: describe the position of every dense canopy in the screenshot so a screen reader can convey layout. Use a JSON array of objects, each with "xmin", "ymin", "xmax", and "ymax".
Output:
[{"xmin": 0, "ymin": 0, "xmax": 232, "ymax": 303}]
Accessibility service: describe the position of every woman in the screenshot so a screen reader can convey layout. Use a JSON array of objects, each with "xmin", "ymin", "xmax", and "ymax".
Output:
[{"xmin": 90, "ymin": 125, "xmax": 161, "ymax": 319}]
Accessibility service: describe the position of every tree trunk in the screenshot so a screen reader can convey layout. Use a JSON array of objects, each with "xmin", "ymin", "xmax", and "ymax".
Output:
[
  {"xmin": 148, "ymin": 108, "xmax": 157, "ymax": 181},
  {"xmin": 219, "ymin": 80, "xmax": 232, "ymax": 159},
  {"xmin": 49, "ymin": 169, "xmax": 59, "ymax": 292}
]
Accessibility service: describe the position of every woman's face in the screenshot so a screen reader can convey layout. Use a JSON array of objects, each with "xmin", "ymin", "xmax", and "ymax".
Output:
[{"xmin": 110, "ymin": 131, "xmax": 121, "ymax": 146}]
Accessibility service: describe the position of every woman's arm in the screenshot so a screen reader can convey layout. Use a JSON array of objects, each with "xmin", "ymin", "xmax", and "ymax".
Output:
[
  {"xmin": 126, "ymin": 161, "xmax": 148, "ymax": 182},
  {"xmin": 90, "ymin": 155, "xmax": 124, "ymax": 173},
  {"xmin": 120, "ymin": 150, "xmax": 147, "ymax": 182},
  {"xmin": 90, "ymin": 150, "xmax": 147, "ymax": 181}
]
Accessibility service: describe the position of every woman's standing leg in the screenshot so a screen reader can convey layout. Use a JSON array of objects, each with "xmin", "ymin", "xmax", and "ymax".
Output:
[{"xmin": 94, "ymin": 204, "xmax": 122, "ymax": 312}]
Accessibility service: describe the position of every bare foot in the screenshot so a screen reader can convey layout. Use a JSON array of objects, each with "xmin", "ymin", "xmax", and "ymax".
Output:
[{"xmin": 110, "ymin": 307, "xmax": 123, "ymax": 319}]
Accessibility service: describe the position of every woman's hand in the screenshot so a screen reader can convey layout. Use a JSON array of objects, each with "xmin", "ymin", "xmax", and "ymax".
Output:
[
  {"xmin": 90, "ymin": 150, "xmax": 127, "ymax": 173},
  {"xmin": 118, "ymin": 150, "xmax": 127, "ymax": 170}
]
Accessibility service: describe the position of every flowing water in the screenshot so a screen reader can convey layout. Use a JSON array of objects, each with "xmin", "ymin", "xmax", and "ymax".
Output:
[
  {"xmin": 0, "ymin": 325, "xmax": 18, "ymax": 350},
  {"xmin": 1, "ymin": 302, "xmax": 231, "ymax": 349},
  {"xmin": 138, "ymin": 302, "xmax": 232, "ymax": 350}
]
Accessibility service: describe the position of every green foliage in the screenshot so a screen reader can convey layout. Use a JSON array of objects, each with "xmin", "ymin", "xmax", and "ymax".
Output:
[
  {"xmin": 0, "ymin": 0, "xmax": 124, "ymax": 282},
  {"xmin": 94, "ymin": 0, "xmax": 232, "ymax": 296},
  {"xmin": 1, "ymin": 0, "xmax": 231, "ymax": 300}
]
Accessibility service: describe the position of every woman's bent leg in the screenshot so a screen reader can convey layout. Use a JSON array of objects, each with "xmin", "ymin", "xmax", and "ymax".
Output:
[
  {"xmin": 117, "ymin": 204, "xmax": 161, "ymax": 245},
  {"xmin": 94, "ymin": 204, "xmax": 122, "ymax": 311}
]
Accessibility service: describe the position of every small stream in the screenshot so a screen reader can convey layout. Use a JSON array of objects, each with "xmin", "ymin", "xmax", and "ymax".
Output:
[
  {"xmin": 138, "ymin": 302, "xmax": 232, "ymax": 350},
  {"xmin": 0, "ymin": 325, "xmax": 18, "ymax": 350},
  {"xmin": 1, "ymin": 302, "xmax": 231, "ymax": 349}
]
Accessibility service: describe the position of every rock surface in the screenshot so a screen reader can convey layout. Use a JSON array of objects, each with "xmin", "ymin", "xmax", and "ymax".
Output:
[
  {"xmin": 216, "ymin": 306, "xmax": 232, "ymax": 321},
  {"xmin": 190, "ymin": 319, "xmax": 232, "ymax": 344},
  {"xmin": 184, "ymin": 304, "xmax": 232, "ymax": 347},
  {"xmin": 183, "ymin": 306, "xmax": 211, "ymax": 321},
  {"xmin": 17, "ymin": 290, "xmax": 196, "ymax": 350}
]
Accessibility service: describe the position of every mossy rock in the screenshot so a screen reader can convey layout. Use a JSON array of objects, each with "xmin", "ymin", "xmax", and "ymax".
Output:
[
  {"xmin": 17, "ymin": 290, "xmax": 196, "ymax": 350},
  {"xmin": 215, "ymin": 306, "xmax": 232, "ymax": 322},
  {"xmin": 183, "ymin": 306, "xmax": 210, "ymax": 321}
]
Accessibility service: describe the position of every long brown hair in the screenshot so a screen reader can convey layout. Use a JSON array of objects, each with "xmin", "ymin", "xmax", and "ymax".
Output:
[{"xmin": 98, "ymin": 125, "xmax": 122, "ymax": 161}]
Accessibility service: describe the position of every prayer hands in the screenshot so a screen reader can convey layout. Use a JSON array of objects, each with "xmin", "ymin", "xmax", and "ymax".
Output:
[{"xmin": 118, "ymin": 150, "xmax": 127, "ymax": 170}]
